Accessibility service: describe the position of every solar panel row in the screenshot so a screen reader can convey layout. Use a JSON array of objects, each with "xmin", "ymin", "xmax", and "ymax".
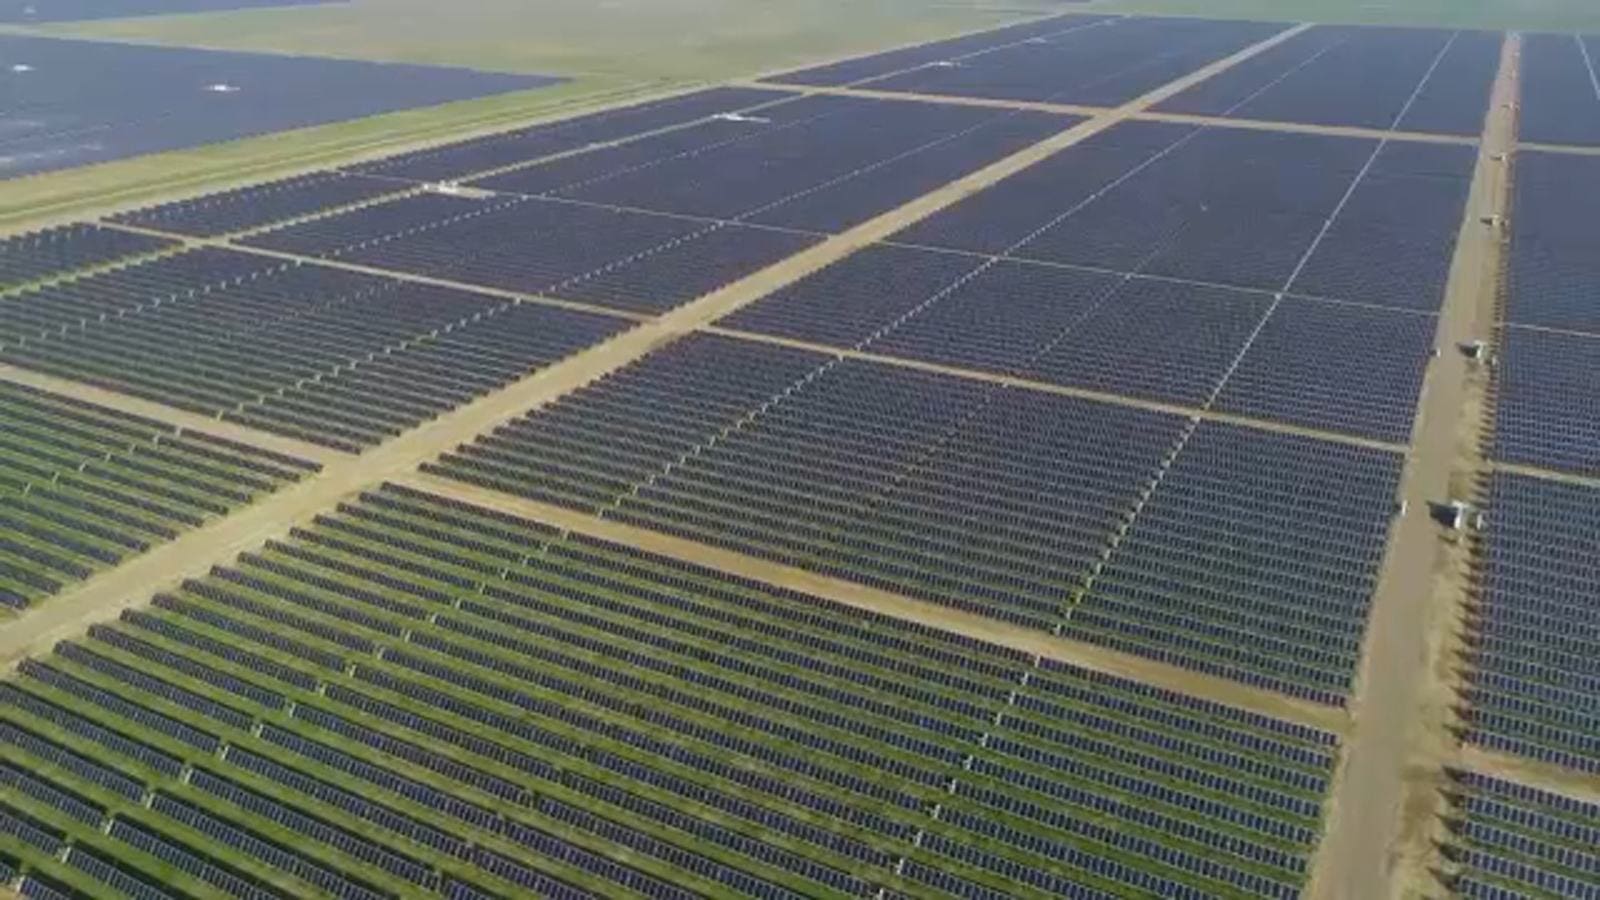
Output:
[
  {"xmin": 1489, "ymin": 328, "xmax": 1600, "ymax": 477},
  {"xmin": 1463, "ymin": 474, "xmax": 1600, "ymax": 773},
  {"xmin": 0, "ymin": 246, "xmax": 634, "ymax": 451},
  {"xmin": 1445, "ymin": 770, "xmax": 1600, "ymax": 899},
  {"xmin": 350, "ymin": 86, "xmax": 792, "ymax": 183},
  {"xmin": 0, "ymin": 380, "xmax": 318, "ymax": 610},
  {"xmin": 109, "ymin": 171, "xmax": 405, "ymax": 238},
  {"xmin": 0, "ymin": 483, "xmax": 1338, "ymax": 899},
  {"xmin": 0, "ymin": 225, "xmax": 176, "ymax": 291}
]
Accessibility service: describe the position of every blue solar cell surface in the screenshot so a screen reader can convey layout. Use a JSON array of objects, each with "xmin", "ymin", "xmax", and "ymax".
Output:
[
  {"xmin": 1490, "ymin": 328, "xmax": 1600, "ymax": 476},
  {"xmin": 1506, "ymin": 151, "xmax": 1600, "ymax": 335},
  {"xmin": 1214, "ymin": 299, "xmax": 1438, "ymax": 443},
  {"xmin": 0, "ymin": 33, "xmax": 561, "ymax": 179},
  {"xmin": 850, "ymin": 17, "xmax": 1285, "ymax": 106},
  {"xmin": 1465, "ymin": 474, "xmax": 1600, "ymax": 773},
  {"xmin": 721, "ymin": 242, "xmax": 1283, "ymax": 408},
  {"xmin": 1066, "ymin": 423, "xmax": 1403, "ymax": 704},
  {"xmin": 1447, "ymin": 771, "xmax": 1600, "ymax": 898},
  {"xmin": 1158, "ymin": 25, "xmax": 1501, "ymax": 134},
  {"xmin": 1520, "ymin": 33, "xmax": 1600, "ymax": 145}
]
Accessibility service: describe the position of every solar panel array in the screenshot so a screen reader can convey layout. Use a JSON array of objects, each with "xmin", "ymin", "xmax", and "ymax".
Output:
[
  {"xmin": 0, "ymin": 32, "xmax": 561, "ymax": 181},
  {"xmin": 1493, "ymin": 152, "xmax": 1600, "ymax": 477},
  {"xmin": 427, "ymin": 332, "xmax": 1405, "ymax": 701},
  {"xmin": 349, "ymin": 86, "xmax": 793, "ymax": 183},
  {"xmin": 899, "ymin": 123, "xmax": 1471, "ymax": 310},
  {"xmin": 244, "ymin": 195, "xmax": 824, "ymax": 315},
  {"xmin": 0, "ymin": 248, "xmax": 630, "ymax": 451},
  {"xmin": 1519, "ymin": 33, "xmax": 1600, "ymax": 145},
  {"xmin": 834, "ymin": 17, "xmax": 1285, "ymax": 106},
  {"xmin": 16, "ymin": 13, "xmax": 1600, "ymax": 899},
  {"xmin": 1506, "ymin": 152, "xmax": 1600, "ymax": 335},
  {"xmin": 1158, "ymin": 26, "xmax": 1502, "ymax": 134},
  {"xmin": 0, "ymin": 380, "xmax": 318, "ymax": 609},
  {"xmin": 1462, "ymin": 475, "xmax": 1600, "ymax": 774},
  {"xmin": 109, "ymin": 171, "xmax": 406, "ymax": 238},
  {"xmin": 0, "ymin": 484, "xmax": 1339, "ymax": 899},
  {"xmin": 0, "ymin": 225, "xmax": 176, "ymax": 291},
  {"xmin": 1444, "ymin": 771, "xmax": 1600, "ymax": 899},
  {"xmin": 764, "ymin": 14, "xmax": 1105, "ymax": 87},
  {"xmin": 475, "ymin": 98, "xmax": 1074, "ymax": 235}
]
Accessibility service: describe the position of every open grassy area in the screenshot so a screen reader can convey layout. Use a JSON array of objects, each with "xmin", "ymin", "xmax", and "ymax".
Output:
[
  {"xmin": 41, "ymin": 0, "xmax": 1067, "ymax": 79},
  {"xmin": 1093, "ymin": 0, "xmax": 1600, "ymax": 32}
]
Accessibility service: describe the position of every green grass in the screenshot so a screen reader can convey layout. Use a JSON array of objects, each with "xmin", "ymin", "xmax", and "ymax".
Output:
[{"xmin": 39, "ymin": 0, "xmax": 1059, "ymax": 79}]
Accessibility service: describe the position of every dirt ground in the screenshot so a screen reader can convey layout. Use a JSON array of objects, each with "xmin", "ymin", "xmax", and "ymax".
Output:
[{"xmin": 1303, "ymin": 33, "xmax": 1521, "ymax": 900}]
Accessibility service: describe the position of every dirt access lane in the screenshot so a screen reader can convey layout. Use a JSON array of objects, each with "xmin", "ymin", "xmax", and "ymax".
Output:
[
  {"xmin": 1304, "ymin": 32, "xmax": 1521, "ymax": 900},
  {"xmin": 0, "ymin": 20, "xmax": 1318, "ymax": 675}
]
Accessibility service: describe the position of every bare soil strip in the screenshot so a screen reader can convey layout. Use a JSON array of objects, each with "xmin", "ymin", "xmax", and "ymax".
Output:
[
  {"xmin": 1488, "ymin": 460, "xmax": 1600, "ymax": 488},
  {"xmin": 1303, "ymin": 32, "xmax": 1521, "ymax": 900},
  {"xmin": 702, "ymin": 324, "xmax": 1408, "ymax": 453},
  {"xmin": 396, "ymin": 471, "xmax": 1348, "ymax": 734},
  {"xmin": 748, "ymin": 79, "xmax": 1481, "ymax": 146},
  {"xmin": 0, "ymin": 23, "xmax": 1324, "ymax": 709},
  {"xmin": 0, "ymin": 361, "xmax": 345, "ymax": 466},
  {"xmin": 1516, "ymin": 140, "xmax": 1600, "ymax": 155},
  {"xmin": 1455, "ymin": 745, "xmax": 1600, "ymax": 804}
]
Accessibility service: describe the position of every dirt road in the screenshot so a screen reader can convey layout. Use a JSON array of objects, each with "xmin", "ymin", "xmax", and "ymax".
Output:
[{"xmin": 1304, "ymin": 33, "xmax": 1521, "ymax": 900}]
